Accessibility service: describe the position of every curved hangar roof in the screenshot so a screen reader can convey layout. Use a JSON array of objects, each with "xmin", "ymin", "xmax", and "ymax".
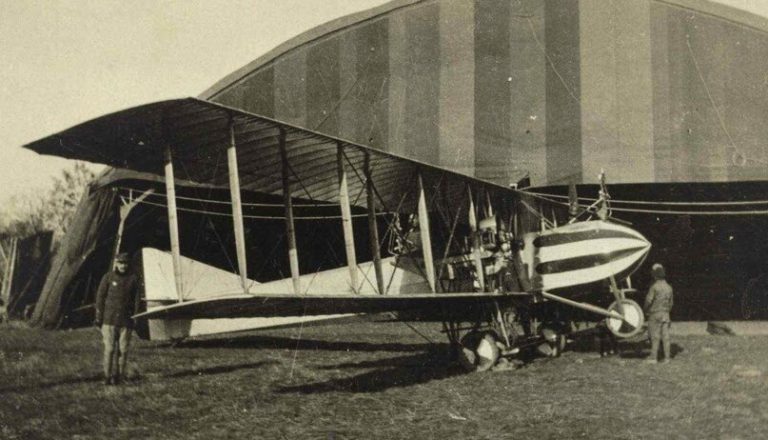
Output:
[{"xmin": 201, "ymin": 0, "xmax": 768, "ymax": 187}]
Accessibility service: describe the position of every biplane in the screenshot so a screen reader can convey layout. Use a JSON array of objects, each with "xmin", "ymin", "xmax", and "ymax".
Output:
[{"xmin": 25, "ymin": 98, "xmax": 650, "ymax": 372}]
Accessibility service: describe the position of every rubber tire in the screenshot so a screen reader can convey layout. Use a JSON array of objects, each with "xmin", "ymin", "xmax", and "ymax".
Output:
[
  {"xmin": 536, "ymin": 327, "xmax": 565, "ymax": 358},
  {"xmin": 458, "ymin": 331, "xmax": 501, "ymax": 372},
  {"xmin": 605, "ymin": 299, "xmax": 644, "ymax": 338}
]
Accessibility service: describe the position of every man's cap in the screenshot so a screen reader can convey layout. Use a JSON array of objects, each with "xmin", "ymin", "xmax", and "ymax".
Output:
[
  {"xmin": 651, "ymin": 263, "xmax": 665, "ymax": 279},
  {"xmin": 115, "ymin": 253, "xmax": 130, "ymax": 263}
]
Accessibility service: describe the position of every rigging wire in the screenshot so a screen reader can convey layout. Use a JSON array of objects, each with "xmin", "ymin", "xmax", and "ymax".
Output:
[
  {"xmin": 133, "ymin": 198, "xmax": 391, "ymax": 220},
  {"xmin": 517, "ymin": 190, "xmax": 768, "ymax": 207},
  {"xmin": 525, "ymin": 191, "xmax": 768, "ymax": 216},
  {"xmin": 126, "ymin": 185, "xmax": 768, "ymax": 218},
  {"xmin": 686, "ymin": 36, "xmax": 739, "ymax": 153},
  {"xmin": 115, "ymin": 185, "xmax": 343, "ymax": 209}
]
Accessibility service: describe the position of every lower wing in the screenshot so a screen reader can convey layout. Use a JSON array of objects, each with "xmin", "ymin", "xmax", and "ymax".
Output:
[{"xmin": 134, "ymin": 292, "xmax": 511, "ymax": 320}]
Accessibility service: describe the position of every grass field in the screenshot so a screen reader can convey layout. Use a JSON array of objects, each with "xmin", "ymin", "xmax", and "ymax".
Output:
[{"xmin": 1, "ymin": 318, "xmax": 767, "ymax": 439}]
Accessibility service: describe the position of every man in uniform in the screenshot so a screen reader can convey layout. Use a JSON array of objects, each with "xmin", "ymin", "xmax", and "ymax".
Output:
[
  {"xmin": 644, "ymin": 263, "xmax": 673, "ymax": 363},
  {"xmin": 94, "ymin": 252, "xmax": 140, "ymax": 385}
]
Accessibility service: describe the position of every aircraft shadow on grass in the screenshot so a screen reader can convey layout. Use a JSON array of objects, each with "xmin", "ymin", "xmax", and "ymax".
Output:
[
  {"xmin": 0, "ymin": 374, "xmax": 103, "ymax": 394},
  {"xmin": 164, "ymin": 360, "xmax": 278, "ymax": 379},
  {"xmin": 164, "ymin": 335, "xmax": 428, "ymax": 353},
  {"xmin": 565, "ymin": 337, "xmax": 684, "ymax": 359},
  {"xmin": 158, "ymin": 335, "xmax": 461, "ymax": 393},
  {"xmin": 275, "ymin": 344, "xmax": 465, "ymax": 394},
  {"xmin": 0, "ymin": 362, "xmax": 279, "ymax": 393},
  {"xmin": 616, "ymin": 341, "xmax": 684, "ymax": 359}
]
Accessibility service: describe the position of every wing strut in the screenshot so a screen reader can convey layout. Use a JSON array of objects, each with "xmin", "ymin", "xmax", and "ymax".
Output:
[
  {"xmin": 467, "ymin": 186, "xmax": 485, "ymax": 292},
  {"xmin": 337, "ymin": 142, "xmax": 359, "ymax": 293},
  {"xmin": 227, "ymin": 118, "xmax": 249, "ymax": 294},
  {"xmin": 365, "ymin": 152, "xmax": 386, "ymax": 295},
  {"xmin": 163, "ymin": 145, "xmax": 184, "ymax": 302},
  {"xmin": 540, "ymin": 291, "xmax": 625, "ymax": 321},
  {"xmin": 279, "ymin": 128, "xmax": 301, "ymax": 294},
  {"xmin": 417, "ymin": 174, "xmax": 436, "ymax": 292}
]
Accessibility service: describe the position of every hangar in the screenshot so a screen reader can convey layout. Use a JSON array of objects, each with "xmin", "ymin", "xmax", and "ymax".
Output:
[
  {"xmin": 202, "ymin": 0, "xmax": 768, "ymax": 187},
  {"xmin": 32, "ymin": 0, "xmax": 768, "ymax": 327},
  {"xmin": 199, "ymin": 0, "xmax": 768, "ymax": 320}
]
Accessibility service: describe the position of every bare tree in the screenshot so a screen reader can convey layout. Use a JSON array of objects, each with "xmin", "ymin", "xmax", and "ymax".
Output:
[
  {"xmin": 0, "ymin": 162, "xmax": 96, "ymax": 241},
  {"xmin": 1, "ymin": 193, "xmax": 47, "ymax": 238},
  {"xmin": 45, "ymin": 162, "xmax": 96, "ymax": 239}
]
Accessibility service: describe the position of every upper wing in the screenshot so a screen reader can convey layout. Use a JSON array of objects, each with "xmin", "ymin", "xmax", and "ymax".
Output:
[
  {"xmin": 134, "ymin": 292, "xmax": 507, "ymax": 321},
  {"xmin": 23, "ymin": 98, "xmax": 511, "ymax": 214}
]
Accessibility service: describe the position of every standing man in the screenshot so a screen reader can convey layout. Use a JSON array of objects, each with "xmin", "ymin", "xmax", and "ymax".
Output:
[
  {"xmin": 94, "ymin": 252, "xmax": 140, "ymax": 385},
  {"xmin": 644, "ymin": 263, "xmax": 674, "ymax": 363}
]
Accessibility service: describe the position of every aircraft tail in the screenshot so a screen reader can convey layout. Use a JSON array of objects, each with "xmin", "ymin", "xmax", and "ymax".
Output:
[{"xmin": 140, "ymin": 248, "xmax": 352, "ymax": 341}]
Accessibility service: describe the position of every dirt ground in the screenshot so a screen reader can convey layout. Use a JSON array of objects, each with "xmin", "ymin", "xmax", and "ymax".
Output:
[{"xmin": 1, "ymin": 318, "xmax": 767, "ymax": 439}]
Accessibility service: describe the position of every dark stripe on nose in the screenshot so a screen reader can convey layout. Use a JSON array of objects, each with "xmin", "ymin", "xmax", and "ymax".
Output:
[
  {"xmin": 536, "ymin": 246, "xmax": 648, "ymax": 275},
  {"xmin": 534, "ymin": 229, "xmax": 637, "ymax": 248}
]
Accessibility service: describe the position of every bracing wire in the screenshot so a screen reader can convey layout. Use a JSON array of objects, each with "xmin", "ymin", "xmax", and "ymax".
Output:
[
  {"xmin": 518, "ymin": 190, "xmax": 768, "ymax": 207},
  {"xmin": 523, "ymin": 191, "xmax": 768, "ymax": 216},
  {"xmin": 134, "ymin": 198, "xmax": 390, "ymax": 220},
  {"xmin": 115, "ymin": 185, "xmax": 341, "ymax": 209}
]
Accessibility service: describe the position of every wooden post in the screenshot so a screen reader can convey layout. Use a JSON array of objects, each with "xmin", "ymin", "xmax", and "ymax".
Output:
[
  {"xmin": 417, "ymin": 174, "xmax": 435, "ymax": 292},
  {"xmin": 364, "ymin": 152, "xmax": 385, "ymax": 295},
  {"xmin": 228, "ymin": 119, "xmax": 249, "ymax": 293},
  {"xmin": 6, "ymin": 238, "xmax": 17, "ymax": 314},
  {"xmin": 164, "ymin": 145, "xmax": 184, "ymax": 302},
  {"xmin": 9, "ymin": 238, "xmax": 17, "ymax": 297},
  {"xmin": 0, "ymin": 241, "xmax": 9, "ymax": 304},
  {"xmin": 279, "ymin": 129, "xmax": 301, "ymax": 294},
  {"xmin": 337, "ymin": 143, "xmax": 359, "ymax": 293},
  {"xmin": 114, "ymin": 189, "xmax": 155, "ymax": 261},
  {"xmin": 468, "ymin": 186, "xmax": 485, "ymax": 292},
  {"xmin": 1, "ymin": 238, "xmax": 17, "ymax": 307}
]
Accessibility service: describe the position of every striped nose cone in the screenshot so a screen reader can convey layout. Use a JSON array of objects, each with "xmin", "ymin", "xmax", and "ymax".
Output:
[{"xmin": 533, "ymin": 220, "xmax": 651, "ymax": 291}]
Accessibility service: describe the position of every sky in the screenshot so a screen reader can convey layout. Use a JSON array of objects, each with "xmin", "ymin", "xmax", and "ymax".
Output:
[
  {"xmin": 0, "ymin": 0, "xmax": 389, "ymax": 215},
  {"xmin": 1, "ymin": 0, "xmax": 767, "ymax": 216}
]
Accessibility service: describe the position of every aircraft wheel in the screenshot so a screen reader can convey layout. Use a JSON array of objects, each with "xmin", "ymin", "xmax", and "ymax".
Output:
[
  {"xmin": 458, "ymin": 331, "xmax": 500, "ymax": 372},
  {"xmin": 605, "ymin": 299, "xmax": 644, "ymax": 338},
  {"xmin": 536, "ymin": 326, "xmax": 566, "ymax": 357}
]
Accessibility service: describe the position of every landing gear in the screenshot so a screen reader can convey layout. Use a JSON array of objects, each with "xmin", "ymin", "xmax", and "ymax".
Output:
[
  {"xmin": 605, "ymin": 299, "xmax": 644, "ymax": 338},
  {"xmin": 445, "ymin": 292, "xmax": 644, "ymax": 371},
  {"xmin": 536, "ymin": 324, "xmax": 566, "ymax": 357},
  {"xmin": 604, "ymin": 276, "xmax": 645, "ymax": 338},
  {"xmin": 457, "ymin": 331, "xmax": 501, "ymax": 372},
  {"xmin": 448, "ymin": 301, "xmax": 520, "ymax": 372}
]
